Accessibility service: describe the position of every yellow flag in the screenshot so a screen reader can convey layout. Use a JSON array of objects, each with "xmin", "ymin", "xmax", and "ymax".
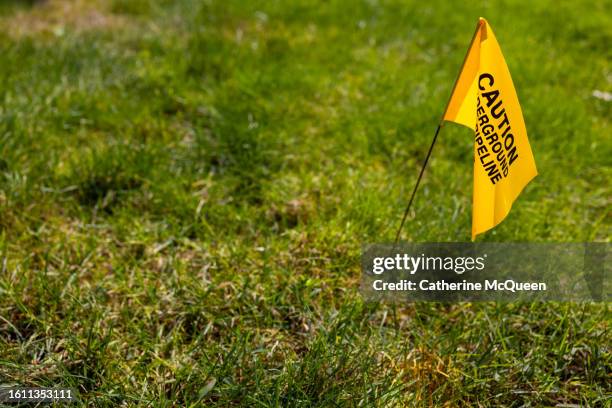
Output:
[{"xmin": 443, "ymin": 18, "xmax": 537, "ymax": 239}]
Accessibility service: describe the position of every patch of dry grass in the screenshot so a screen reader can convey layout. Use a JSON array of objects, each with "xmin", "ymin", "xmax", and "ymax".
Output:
[{"xmin": 1, "ymin": 0, "xmax": 126, "ymax": 38}]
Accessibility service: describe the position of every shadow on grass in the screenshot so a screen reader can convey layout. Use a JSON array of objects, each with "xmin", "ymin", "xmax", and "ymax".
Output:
[
  {"xmin": 0, "ymin": 0, "xmax": 44, "ymax": 15},
  {"xmin": 65, "ymin": 145, "xmax": 150, "ymax": 213}
]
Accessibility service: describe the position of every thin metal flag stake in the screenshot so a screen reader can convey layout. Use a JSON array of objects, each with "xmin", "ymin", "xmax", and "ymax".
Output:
[
  {"xmin": 394, "ymin": 20, "xmax": 483, "ymax": 243},
  {"xmin": 394, "ymin": 123, "xmax": 442, "ymax": 243}
]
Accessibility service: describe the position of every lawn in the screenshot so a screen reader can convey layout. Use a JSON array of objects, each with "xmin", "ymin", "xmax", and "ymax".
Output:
[{"xmin": 0, "ymin": 0, "xmax": 610, "ymax": 406}]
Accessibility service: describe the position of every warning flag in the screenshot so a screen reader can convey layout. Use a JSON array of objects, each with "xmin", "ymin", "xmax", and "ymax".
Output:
[{"xmin": 443, "ymin": 18, "xmax": 537, "ymax": 239}]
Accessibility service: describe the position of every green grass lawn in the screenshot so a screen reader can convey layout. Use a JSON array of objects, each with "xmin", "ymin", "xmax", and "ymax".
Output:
[{"xmin": 0, "ymin": 0, "xmax": 610, "ymax": 406}]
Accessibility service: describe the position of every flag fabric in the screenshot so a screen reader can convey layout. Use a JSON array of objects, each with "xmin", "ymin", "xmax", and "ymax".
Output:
[{"xmin": 443, "ymin": 17, "xmax": 537, "ymax": 240}]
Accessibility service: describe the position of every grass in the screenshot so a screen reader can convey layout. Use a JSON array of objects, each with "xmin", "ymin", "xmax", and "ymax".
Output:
[{"xmin": 0, "ymin": 0, "xmax": 610, "ymax": 406}]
